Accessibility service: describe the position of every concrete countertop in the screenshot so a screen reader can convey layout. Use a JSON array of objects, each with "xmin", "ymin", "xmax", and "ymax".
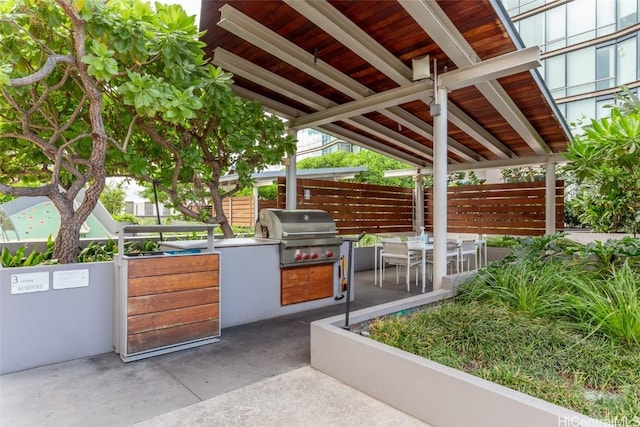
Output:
[{"xmin": 160, "ymin": 238, "xmax": 278, "ymax": 250}]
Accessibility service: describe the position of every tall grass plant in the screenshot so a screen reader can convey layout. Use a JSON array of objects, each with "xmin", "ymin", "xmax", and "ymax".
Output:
[{"xmin": 565, "ymin": 262, "xmax": 640, "ymax": 346}]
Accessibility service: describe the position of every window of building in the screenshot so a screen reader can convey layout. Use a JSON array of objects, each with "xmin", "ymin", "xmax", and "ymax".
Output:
[
  {"xmin": 567, "ymin": 46, "xmax": 596, "ymax": 95},
  {"xmin": 503, "ymin": 0, "xmax": 545, "ymax": 15},
  {"xmin": 545, "ymin": 55, "xmax": 566, "ymax": 97},
  {"xmin": 596, "ymin": 44, "xmax": 616, "ymax": 90},
  {"xmin": 567, "ymin": 0, "xmax": 597, "ymax": 45},
  {"xmin": 545, "ymin": 5, "xmax": 566, "ymax": 51},
  {"xmin": 618, "ymin": 0, "xmax": 639, "ymax": 29},
  {"xmin": 596, "ymin": 96, "xmax": 614, "ymax": 119},
  {"xmin": 616, "ymin": 36, "xmax": 638, "ymax": 85},
  {"xmin": 519, "ymin": 13, "xmax": 545, "ymax": 48},
  {"xmin": 565, "ymin": 98, "xmax": 595, "ymax": 129},
  {"xmin": 503, "ymin": 0, "xmax": 520, "ymax": 15},
  {"xmin": 144, "ymin": 202, "xmax": 154, "ymax": 217},
  {"xmin": 596, "ymin": 0, "xmax": 616, "ymax": 37}
]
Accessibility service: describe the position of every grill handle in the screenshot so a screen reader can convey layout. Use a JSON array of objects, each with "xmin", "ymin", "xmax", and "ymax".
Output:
[{"xmin": 282, "ymin": 231, "xmax": 335, "ymax": 237}]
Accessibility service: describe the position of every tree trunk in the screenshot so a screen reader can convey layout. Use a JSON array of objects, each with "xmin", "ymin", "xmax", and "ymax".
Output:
[
  {"xmin": 49, "ymin": 187, "xmax": 103, "ymax": 263},
  {"xmin": 210, "ymin": 193, "xmax": 234, "ymax": 238},
  {"xmin": 49, "ymin": 196, "xmax": 82, "ymax": 263},
  {"xmin": 53, "ymin": 215, "xmax": 82, "ymax": 264}
]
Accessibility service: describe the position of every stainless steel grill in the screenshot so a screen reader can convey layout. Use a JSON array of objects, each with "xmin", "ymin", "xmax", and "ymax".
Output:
[{"xmin": 255, "ymin": 209, "xmax": 342, "ymax": 267}]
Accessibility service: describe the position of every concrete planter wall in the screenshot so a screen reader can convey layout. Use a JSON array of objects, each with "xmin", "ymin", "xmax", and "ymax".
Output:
[
  {"xmin": 486, "ymin": 246, "xmax": 512, "ymax": 263},
  {"xmin": 0, "ymin": 262, "xmax": 114, "ymax": 374},
  {"xmin": 0, "ymin": 239, "xmax": 350, "ymax": 373},
  {"xmin": 353, "ymin": 246, "xmax": 375, "ymax": 272},
  {"xmin": 310, "ymin": 292, "xmax": 604, "ymax": 427}
]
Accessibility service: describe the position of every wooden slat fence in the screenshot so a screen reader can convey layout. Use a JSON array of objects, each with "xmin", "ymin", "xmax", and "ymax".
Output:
[
  {"xmin": 276, "ymin": 177, "xmax": 414, "ymax": 235},
  {"xmin": 220, "ymin": 179, "xmax": 564, "ymax": 236},
  {"xmin": 212, "ymin": 196, "xmax": 277, "ymax": 227},
  {"xmin": 425, "ymin": 180, "xmax": 564, "ymax": 236}
]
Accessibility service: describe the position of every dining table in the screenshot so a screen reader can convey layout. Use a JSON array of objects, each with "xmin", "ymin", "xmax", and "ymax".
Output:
[
  {"xmin": 374, "ymin": 240, "xmax": 434, "ymax": 294},
  {"xmin": 407, "ymin": 241, "xmax": 434, "ymax": 294},
  {"xmin": 374, "ymin": 238, "xmax": 486, "ymax": 294}
]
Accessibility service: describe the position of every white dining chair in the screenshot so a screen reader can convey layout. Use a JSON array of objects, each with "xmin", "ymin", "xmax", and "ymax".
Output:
[
  {"xmin": 380, "ymin": 241, "xmax": 422, "ymax": 292},
  {"xmin": 458, "ymin": 239, "xmax": 477, "ymax": 271},
  {"xmin": 376, "ymin": 236, "xmax": 403, "ymax": 285}
]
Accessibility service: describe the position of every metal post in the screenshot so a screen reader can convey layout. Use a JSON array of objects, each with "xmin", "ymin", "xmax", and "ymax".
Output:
[
  {"xmin": 253, "ymin": 186, "xmax": 259, "ymax": 223},
  {"xmin": 545, "ymin": 161, "xmax": 556, "ymax": 235},
  {"xmin": 286, "ymin": 129, "xmax": 298, "ymax": 210},
  {"xmin": 152, "ymin": 180, "xmax": 163, "ymax": 241},
  {"xmin": 432, "ymin": 86, "xmax": 448, "ymax": 290},
  {"xmin": 414, "ymin": 173, "xmax": 424, "ymax": 233}
]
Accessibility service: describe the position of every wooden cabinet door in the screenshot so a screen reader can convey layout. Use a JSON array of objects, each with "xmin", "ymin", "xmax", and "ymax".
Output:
[
  {"xmin": 308, "ymin": 264, "xmax": 333, "ymax": 300},
  {"xmin": 281, "ymin": 267, "xmax": 309, "ymax": 305},
  {"xmin": 281, "ymin": 264, "xmax": 334, "ymax": 305}
]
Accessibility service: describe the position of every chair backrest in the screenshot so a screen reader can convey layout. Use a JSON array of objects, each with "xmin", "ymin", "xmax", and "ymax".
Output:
[
  {"xmin": 382, "ymin": 237, "xmax": 402, "ymax": 242},
  {"xmin": 381, "ymin": 241, "xmax": 409, "ymax": 264},
  {"xmin": 459, "ymin": 239, "xmax": 476, "ymax": 252},
  {"xmin": 446, "ymin": 241, "xmax": 459, "ymax": 253}
]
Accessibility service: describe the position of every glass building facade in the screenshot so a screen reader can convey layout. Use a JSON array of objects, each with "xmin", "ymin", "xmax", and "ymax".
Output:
[{"xmin": 503, "ymin": 0, "xmax": 640, "ymax": 126}]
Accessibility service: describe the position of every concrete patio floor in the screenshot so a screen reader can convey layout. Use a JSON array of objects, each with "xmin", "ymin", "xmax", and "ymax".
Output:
[{"xmin": 0, "ymin": 269, "xmax": 431, "ymax": 427}]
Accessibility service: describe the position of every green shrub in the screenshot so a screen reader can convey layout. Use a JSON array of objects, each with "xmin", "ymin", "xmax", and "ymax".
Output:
[
  {"xmin": 114, "ymin": 213, "xmax": 140, "ymax": 224},
  {"xmin": 459, "ymin": 261, "xmax": 575, "ymax": 318},
  {"xmin": 565, "ymin": 262, "xmax": 640, "ymax": 346},
  {"xmin": 0, "ymin": 235, "xmax": 55, "ymax": 267},
  {"xmin": 485, "ymin": 235, "xmax": 521, "ymax": 248},
  {"xmin": 369, "ymin": 301, "xmax": 640, "ymax": 421}
]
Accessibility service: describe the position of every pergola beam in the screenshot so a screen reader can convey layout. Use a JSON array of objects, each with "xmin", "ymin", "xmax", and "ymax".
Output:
[
  {"xmin": 400, "ymin": 0, "xmax": 551, "ymax": 155},
  {"xmin": 285, "ymin": 0, "xmax": 512, "ymax": 161},
  {"xmin": 219, "ymin": 3, "xmax": 479, "ymax": 162},
  {"xmin": 219, "ymin": 4, "xmax": 368, "ymax": 100},
  {"xmin": 290, "ymin": 81, "xmax": 434, "ymax": 129},
  {"xmin": 231, "ymin": 86, "xmax": 428, "ymax": 167},
  {"xmin": 213, "ymin": 48, "xmax": 434, "ymax": 161},
  {"xmin": 438, "ymin": 47, "xmax": 540, "ymax": 91},
  {"xmin": 383, "ymin": 153, "xmax": 567, "ymax": 177}
]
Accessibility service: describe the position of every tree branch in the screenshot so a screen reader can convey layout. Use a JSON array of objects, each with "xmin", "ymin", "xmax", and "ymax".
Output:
[{"xmin": 10, "ymin": 54, "xmax": 76, "ymax": 87}]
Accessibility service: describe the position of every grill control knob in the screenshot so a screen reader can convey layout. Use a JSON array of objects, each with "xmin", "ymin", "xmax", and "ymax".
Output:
[
  {"xmin": 311, "ymin": 253, "xmax": 318, "ymax": 259},
  {"xmin": 326, "ymin": 251, "xmax": 334, "ymax": 258},
  {"xmin": 295, "ymin": 253, "xmax": 302, "ymax": 261},
  {"xmin": 303, "ymin": 253, "xmax": 310, "ymax": 260}
]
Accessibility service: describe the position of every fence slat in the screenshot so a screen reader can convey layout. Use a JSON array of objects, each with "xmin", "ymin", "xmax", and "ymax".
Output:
[{"xmin": 219, "ymin": 178, "xmax": 564, "ymax": 236}]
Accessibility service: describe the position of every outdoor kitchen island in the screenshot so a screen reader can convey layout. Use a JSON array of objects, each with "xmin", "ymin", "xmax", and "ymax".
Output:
[{"xmin": 160, "ymin": 237, "xmax": 351, "ymax": 329}]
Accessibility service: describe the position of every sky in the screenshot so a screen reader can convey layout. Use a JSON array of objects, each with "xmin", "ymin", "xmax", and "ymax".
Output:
[{"xmin": 159, "ymin": 0, "xmax": 201, "ymax": 23}]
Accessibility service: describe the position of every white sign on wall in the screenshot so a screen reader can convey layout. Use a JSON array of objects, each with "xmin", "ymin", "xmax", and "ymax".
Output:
[
  {"xmin": 53, "ymin": 269, "xmax": 89, "ymax": 290},
  {"xmin": 10, "ymin": 272, "xmax": 50, "ymax": 295}
]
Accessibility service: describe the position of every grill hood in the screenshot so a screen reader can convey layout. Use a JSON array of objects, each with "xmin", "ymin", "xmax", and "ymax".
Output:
[
  {"xmin": 255, "ymin": 209, "xmax": 337, "ymax": 240},
  {"xmin": 255, "ymin": 209, "xmax": 342, "ymax": 266}
]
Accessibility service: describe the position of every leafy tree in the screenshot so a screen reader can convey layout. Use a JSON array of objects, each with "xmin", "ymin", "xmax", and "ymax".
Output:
[
  {"xmin": 297, "ymin": 150, "xmax": 414, "ymax": 187},
  {"xmin": 500, "ymin": 166, "xmax": 545, "ymax": 183},
  {"xmin": 0, "ymin": 0, "xmax": 111, "ymax": 262},
  {"xmin": 100, "ymin": 181, "xmax": 126, "ymax": 216},
  {"xmin": 447, "ymin": 171, "xmax": 486, "ymax": 186},
  {"xmin": 0, "ymin": 0, "xmax": 210, "ymax": 261},
  {"xmin": 0, "ymin": 0, "xmax": 255, "ymax": 263},
  {"xmin": 608, "ymin": 86, "xmax": 640, "ymax": 114},
  {"xmin": 564, "ymin": 106, "xmax": 640, "ymax": 236},
  {"xmin": 107, "ymin": 64, "xmax": 296, "ymax": 237}
]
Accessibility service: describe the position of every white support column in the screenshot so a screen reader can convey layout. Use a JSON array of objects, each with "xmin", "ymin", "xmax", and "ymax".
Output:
[
  {"xmin": 414, "ymin": 173, "xmax": 424, "ymax": 232},
  {"xmin": 286, "ymin": 129, "xmax": 298, "ymax": 210},
  {"xmin": 432, "ymin": 86, "xmax": 448, "ymax": 290},
  {"xmin": 545, "ymin": 161, "xmax": 556, "ymax": 235},
  {"xmin": 253, "ymin": 186, "xmax": 259, "ymax": 223}
]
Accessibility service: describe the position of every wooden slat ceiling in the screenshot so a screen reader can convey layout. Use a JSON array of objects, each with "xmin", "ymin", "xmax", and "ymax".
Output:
[{"xmin": 199, "ymin": 0, "xmax": 571, "ymax": 168}]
